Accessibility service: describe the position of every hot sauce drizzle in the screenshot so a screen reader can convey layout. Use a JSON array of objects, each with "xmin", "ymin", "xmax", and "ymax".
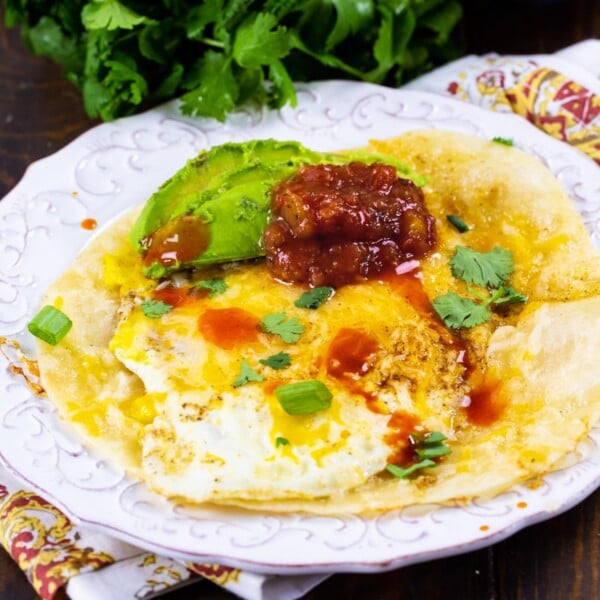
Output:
[
  {"xmin": 464, "ymin": 380, "xmax": 505, "ymax": 426},
  {"xmin": 326, "ymin": 327, "xmax": 380, "ymax": 379},
  {"xmin": 198, "ymin": 307, "xmax": 260, "ymax": 349},
  {"xmin": 384, "ymin": 411, "xmax": 422, "ymax": 466},
  {"xmin": 142, "ymin": 215, "xmax": 210, "ymax": 267},
  {"xmin": 152, "ymin": 286, "xmax": 190, "ymax": 308},
  {"xmin": 325, "ymin": 327, "xmax": 382, "ymax": 411}
]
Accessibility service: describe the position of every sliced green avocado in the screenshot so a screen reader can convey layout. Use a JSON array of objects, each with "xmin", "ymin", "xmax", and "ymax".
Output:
[{"xmin": 130, "ymin": 139, "xmax": 425, "ymax": 278}]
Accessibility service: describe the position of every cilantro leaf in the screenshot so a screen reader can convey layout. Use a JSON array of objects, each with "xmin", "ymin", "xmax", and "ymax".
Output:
[
  {"xmin": 275, "ymin": 436, "xmax": 290, "ymax": 447},
  {"xmin": 193, "ymin": 277, "xmax": 227, "ymax": 298},
  {"xmin": 326, "ymin": 0, "xmax": 374, "ymax": 51},
  {"xmin": 233, "ymin": 358, "xmax": 264, "ymax": 388},
  {"xmin": 82, "ymin": 0, "xmax": 152, "ymax": 31},
  {"xmin": 233, "ymin": 12, "xmax": 292, "ymax": 68},
  {"xmin": 294, "ymin": 286, "xmax": 334, "ymax": 309},
  {"xmin": 180, "ymin": 51, "xmax": 238, "ymax": 122},
  {"xmin": 26, "ymin": 17, "xmax": 83, "ymax": 74},
  {"xmin": 185, "ymin": 0, "xmax": 223, "ymax": 42},
  {"xmin": 267, "ymin": 59, "xmax": 297, "ymax": 109},
  {"xmin": 489, "ymin": 285, "xmax": 528, "ymax": 306},
  {"xmin": 7, "ymin": 0, "xmax": 464, "ymax": 122},
  {"xmin": 140, "ymin": 299, "xmax": 173, "ymax": 319},
  {"xmin": 432, "ymin": 292, "xmax": 492, "ymax": 329},
  {"xmin": 259, "ymin": 351, "xmax": 292, "ymax": 370},
  {"xmin": 260, "ymin": 312, "xmax": 304, "ymax": 343},
  {"xmin": 450, "ymin": 246, "xmax": 514, "ymax": 288}
]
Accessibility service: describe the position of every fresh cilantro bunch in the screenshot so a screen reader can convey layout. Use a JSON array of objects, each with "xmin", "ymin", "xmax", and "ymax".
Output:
[
  {"xmin": 3, "ymin": 0, "xmax": 464, "ymax": 121},
  {"xmin": 432, "ymin": 246, "xmax": 527, "ymax": 329}
]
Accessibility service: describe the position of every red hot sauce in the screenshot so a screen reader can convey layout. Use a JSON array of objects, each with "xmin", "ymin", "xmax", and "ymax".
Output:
[{"xmin": 142, "ymin": 215, "xmax": 210, "ymax": 268}]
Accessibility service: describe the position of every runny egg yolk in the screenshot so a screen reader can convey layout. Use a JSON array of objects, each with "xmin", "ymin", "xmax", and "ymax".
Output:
[{"xmin": 266, "ymin": 386, "xmax": 346, "ymax": 464}]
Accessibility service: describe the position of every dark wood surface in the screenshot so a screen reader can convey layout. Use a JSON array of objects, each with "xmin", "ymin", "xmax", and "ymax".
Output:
[{"xmin": 1, "ymin": 1, "xmax": 599, "ymax": 598}]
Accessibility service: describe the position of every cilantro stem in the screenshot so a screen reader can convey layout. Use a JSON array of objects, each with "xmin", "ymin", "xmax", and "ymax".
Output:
[
  {"xmin": 198, "ymin": 37, "xmax": 226, "ymax": 49},
  {"xmin": 290, "ymin": 34, "xmax": 368, "ymax": 80}
]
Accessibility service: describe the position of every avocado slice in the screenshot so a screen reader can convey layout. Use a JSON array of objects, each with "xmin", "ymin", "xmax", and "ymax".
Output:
[
  {"xmin": 130, "ymin": 139, "xmax": 337, "ymax": 277},
  {"xmin": 130, "ymin": 139, "xmax": 425, "ymax": 278}
]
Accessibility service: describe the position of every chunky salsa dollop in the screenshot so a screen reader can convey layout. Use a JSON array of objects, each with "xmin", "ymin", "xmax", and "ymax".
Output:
[{"xmin": 263, "ymin": 162, "xmax": 436, "ymax": 287}]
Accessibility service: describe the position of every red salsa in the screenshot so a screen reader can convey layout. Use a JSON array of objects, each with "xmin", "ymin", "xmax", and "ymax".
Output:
[{"xmin": 263, "ymin": 163, "xmax": 436, "ymax": 287}]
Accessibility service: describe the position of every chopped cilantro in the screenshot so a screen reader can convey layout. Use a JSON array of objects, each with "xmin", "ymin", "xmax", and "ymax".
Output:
[
  {"xmin": 450, "ymin": 246, "xmax": 514, "ymax": 289},
  {"xmin": 144, "ymin": 263, "xmax": 168, "ymax": 279},
  {"xmin": 433, "ymin": 246, "xmax": 527, "ymax": 330},
  {"xmin": 260, "ymin": 313, "xmax": 304, "ymax": 343},
  {"xmin": 432, "ymin": 292, "xmax": 492, "ymax": 329},
  {"xmin": 492, "ymin": 136, "xmax": 514, "ymax": 146},
  {"xmin": 294, "ymin": 286, "xmax": 334, "ymax": 309},
  {"xmin": 82, "ymin": 0, "xmax": 153, "ymax": 31},
  {"xmin": 275, "ymin": 436, "xmax": 290, "ymax": 447},
  {"xmin": 446, "ymin": 214, "xmax": 469, "ymax": 233},
  {"xmin": 259, "ymin": 351, "xmax": 292, "ymax": 370},
  {"xmin": 140, "ymin": 299, "xmax": 173, "ymax": 319},
  {"xmin": 192, "ymin": 277, "xmax": 227, "ymax": 298},
  {"xmin": 233, "ymin": 358, "xmax": 264, "ymax": 388},
  {"xmin": 489, "ymin": 285, "xmax": 528, "ymax": 305}
]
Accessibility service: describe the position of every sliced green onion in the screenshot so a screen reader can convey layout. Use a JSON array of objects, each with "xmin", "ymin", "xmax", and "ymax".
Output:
[
  {"xmin": 275, "ymin": 436, "xmax": 290, "ymax": 447},
  {"xmin": 27, "ymin": 305, "xmax": 72, "ymax": 345},
  {"xmin": 416, "ymin": 445, "xmax": 452, "ymax": 459},
  {"xmin": 386, "ymin": 459, "xmax": 436, "ymax": 479},
  {"xmin": 446, "ymin": 214, "xmax": 469, "ymax": 233},
  {"xmin": 492, "ymin": 136, "xmax": 514, "ymax": 146},
  {"xmin": 274, "ymin": 380, "xmax": 332, "ymax": 415},
  {"xmin": 421, "ymin": 431, "xmax": 448, "ymax": 445}
]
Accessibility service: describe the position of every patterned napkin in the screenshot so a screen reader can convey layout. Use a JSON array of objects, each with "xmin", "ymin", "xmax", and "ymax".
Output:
[
  {"xmin": 404, "ymin": 39, "xmax": 600, "ymax": 165},
  {"xmin": 1, "ymin": 39, "xmax": 599, "ymax": 600}
]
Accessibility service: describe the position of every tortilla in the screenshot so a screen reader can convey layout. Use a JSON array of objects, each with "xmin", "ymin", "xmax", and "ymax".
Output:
[{"xmin": 34, "ymin": 130, "xmax": 600, "ymax": 514}]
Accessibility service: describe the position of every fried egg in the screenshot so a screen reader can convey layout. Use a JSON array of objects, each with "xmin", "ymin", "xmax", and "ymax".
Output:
[{"xmin": 109, "ymin": 261, "xmax": 465, "ymax": 501}]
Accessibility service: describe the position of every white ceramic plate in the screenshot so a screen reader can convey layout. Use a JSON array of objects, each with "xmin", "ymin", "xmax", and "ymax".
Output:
[{"xmin": 2, "ymin": 81, "xmax": 600, "ymax": 574}]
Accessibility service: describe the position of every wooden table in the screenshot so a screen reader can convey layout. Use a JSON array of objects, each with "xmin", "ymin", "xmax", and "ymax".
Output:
[{"xmin": 1, "ymin": 1, "xmax": 599, "ymax": 598}]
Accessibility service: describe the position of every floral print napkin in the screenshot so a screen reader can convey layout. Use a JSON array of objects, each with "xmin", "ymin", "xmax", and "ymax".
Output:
[
  {"xmin": 404, "ymin": 39, "xmax": 599, "ymax": 165},
  {"xmin": 1, "ymin": 39, "xmax": 599, "ymax": 600}
]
